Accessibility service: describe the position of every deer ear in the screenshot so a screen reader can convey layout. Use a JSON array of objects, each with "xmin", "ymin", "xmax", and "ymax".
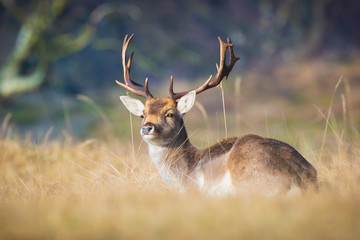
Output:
[
  {"xmin": 177, "ymin": 90, "xmax": 196, "ymax": 115},
  {"xmin": 120, "ymin": 96, "xmax": 145, "ymax": 116}
]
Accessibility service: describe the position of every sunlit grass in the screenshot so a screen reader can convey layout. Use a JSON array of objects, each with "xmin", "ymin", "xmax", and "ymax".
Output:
[
  {"xmin": 0, "ymin": 130, "xmax": 359, "ymax": 239},
  {"xmin": 0, "ymin": 78, "xmax": 359, "ymax": 239}
]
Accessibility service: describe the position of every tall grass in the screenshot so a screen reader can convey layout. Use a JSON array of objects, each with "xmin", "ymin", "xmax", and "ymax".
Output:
[{"xmin": 0, "ymin": 80, "xmax": 359, "ymax": 239}]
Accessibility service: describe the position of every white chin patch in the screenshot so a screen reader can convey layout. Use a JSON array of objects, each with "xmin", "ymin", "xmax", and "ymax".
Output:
[{"xmin": 142, "ymin": 134, "xmax": 156, "ymax": 142}]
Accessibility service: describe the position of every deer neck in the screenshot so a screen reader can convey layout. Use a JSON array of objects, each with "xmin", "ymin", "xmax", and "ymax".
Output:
[{"xmin": 146, "ymin": 121, "xmax": 199, "ymax": 189}]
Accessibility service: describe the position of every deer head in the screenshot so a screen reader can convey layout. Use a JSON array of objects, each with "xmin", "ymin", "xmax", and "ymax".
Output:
[{"xmin": 117, "ymin": 34, "xmax": 239, "ymax": 146}]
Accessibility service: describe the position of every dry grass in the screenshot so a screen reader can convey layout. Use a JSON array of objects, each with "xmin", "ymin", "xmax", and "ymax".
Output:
[
  {"xmin": 1, "ymin": 78, "xmax": 360, "ymax": 239},
  {"xmin": 1, "ymin": 121, "xmax": 359, "ymax": 239},
  {"xmin": 0, "ymin": 132, "xmax": 359, "ymax": 239}
]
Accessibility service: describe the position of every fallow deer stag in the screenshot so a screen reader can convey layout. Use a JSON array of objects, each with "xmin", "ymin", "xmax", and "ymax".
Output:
[{"xmin": 116, "ymin": 34, "xmax": 317, "ymax": 195}]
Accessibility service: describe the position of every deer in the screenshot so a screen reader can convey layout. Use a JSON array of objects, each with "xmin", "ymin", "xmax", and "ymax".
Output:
[{"xmin": 116, "ymin": 34, "xmax": 317, "ymax": 196}]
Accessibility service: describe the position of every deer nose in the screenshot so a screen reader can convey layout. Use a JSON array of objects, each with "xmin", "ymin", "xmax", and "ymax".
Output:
[{"xmin": 141, "ymin": 125, "xmax": 154, "ymax": 135}]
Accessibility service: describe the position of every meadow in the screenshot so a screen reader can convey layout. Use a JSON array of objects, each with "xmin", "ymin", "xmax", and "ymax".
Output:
[{"xmin": 0, "ymin": 74, "xmax": 359, "ymax": 239}]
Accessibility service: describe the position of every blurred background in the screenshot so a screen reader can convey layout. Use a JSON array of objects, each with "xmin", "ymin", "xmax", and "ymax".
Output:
[{"xmin": 0, "ymin": 0, "xmax": 359, "ymax": 142}]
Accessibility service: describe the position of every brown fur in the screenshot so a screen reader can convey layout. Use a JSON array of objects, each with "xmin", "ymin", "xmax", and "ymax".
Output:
[
  {"xmin": 146, "ymin": 98, "xmax": 176, "ymax": 116},
  {"xmin": 173, "ymin": 134, "xmax": 318, "ymax": 193},
  {"xmin": 227, "ymin": 134, "xmax": 317, "ymax": 192}
]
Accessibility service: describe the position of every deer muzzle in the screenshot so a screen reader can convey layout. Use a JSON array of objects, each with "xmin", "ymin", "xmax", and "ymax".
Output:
[{"xmin": 141, "ymin": 124, "xmax": 155, "ymax": 136}]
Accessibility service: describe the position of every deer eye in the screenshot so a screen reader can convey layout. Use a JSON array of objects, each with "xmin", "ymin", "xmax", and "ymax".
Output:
[{"xmin": 165, "ymin": 113, "xmax": 175, "ymax": 118}]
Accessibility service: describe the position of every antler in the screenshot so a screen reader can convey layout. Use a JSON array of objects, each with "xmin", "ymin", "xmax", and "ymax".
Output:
[
  {"xmin": 115, "ymin": 34, "xmax": 153, "ymax": 99},
  {"xmin": 169, "ymin": 37, "xmax": 240, "ymax": 100}
]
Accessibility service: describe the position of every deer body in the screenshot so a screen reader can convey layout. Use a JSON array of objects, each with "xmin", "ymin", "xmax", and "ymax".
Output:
[{"xmin": 117, "ymin": 34, "xmax": 317, "ymax": 195}]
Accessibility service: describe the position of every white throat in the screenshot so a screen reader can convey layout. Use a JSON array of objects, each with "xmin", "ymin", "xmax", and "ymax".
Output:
[
  {"xmin": 147, "ymin": 143, "xmax": 167, "ymax": 166},
  {"xmin": 147, "ymin": 142, "xmax": 185, "ymax": 191}
]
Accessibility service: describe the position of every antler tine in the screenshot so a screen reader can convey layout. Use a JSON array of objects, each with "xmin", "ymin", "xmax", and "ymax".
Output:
[
  {"xmin": 226, "ymin": 37, "xmax": 240, "ymax": 73},
  {"xmin": 170, "ymin": 36, "xmax": 239, "ymax": 100},
  {"xmin": 126, "ymin": 52, "xmax": 143, "ymax": 87},
  {"xmin": 144, "ymin": 78, "xmax": 153, "ymax": 99},
  {"xmin": 169, "ymin": 75, "xmax": 175, "ymax": 98},
  {"xmin": 122, "ymin": 34, "xmax": 132, "ymax": 86},
  {"xmin": 116, "ymin": 34, "xmax": 151, "ymax": 98}
]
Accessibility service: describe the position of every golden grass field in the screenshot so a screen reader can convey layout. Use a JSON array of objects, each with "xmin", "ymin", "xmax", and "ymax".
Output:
[{"xmin": 1, "ymin": 76, "xmax": 360, "ymax": 239}]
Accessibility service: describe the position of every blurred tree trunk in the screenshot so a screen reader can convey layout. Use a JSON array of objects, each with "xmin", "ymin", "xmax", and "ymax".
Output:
[
  {"xmin": 0, "ymin": 0, "xmax": 66, "ymax": 98},
  {"xmin": 0, "ymin": 0, "xmax": 96, "ymax": 99},
  {"xmin": 0, "ymin": 24, "xmax": 48, "ymax": 98}
]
